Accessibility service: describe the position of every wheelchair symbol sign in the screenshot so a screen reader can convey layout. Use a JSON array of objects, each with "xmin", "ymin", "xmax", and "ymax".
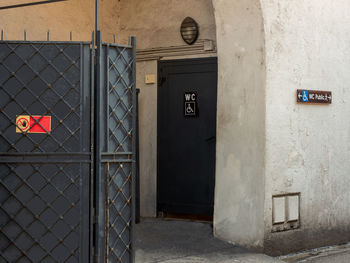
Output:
[
  {"xmin": 184, "ymin": 92, "xmax": 198, "ymax": 117},
  {"xmin": 302, "ymin": 90, "xmax": 309, "ymax": 102},
  {"xmin": 297, "ymin": 89, "xmax": 332, "ymax": 104},
  {"xmin": 185, "ymin": 102, "xmax": 196, "ymax": 116}
]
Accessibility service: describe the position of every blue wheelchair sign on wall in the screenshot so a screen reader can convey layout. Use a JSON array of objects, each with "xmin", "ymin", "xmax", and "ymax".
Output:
[
  {"xmin": 297, "ymin": 89, "xmax": 332, "ymax": 104},
  {"xmin": 302, "ymin": 90, "xmax": 309, "ymax": 102}
]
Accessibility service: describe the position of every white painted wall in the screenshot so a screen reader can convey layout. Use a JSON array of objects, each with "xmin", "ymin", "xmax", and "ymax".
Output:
[
  {"xmin": 212, "ymin": 0, "xmax": 266, "ymax": 249},
  {"xmin": 261, "ymin": 0, "xmax": 350, "ymax": 254}
]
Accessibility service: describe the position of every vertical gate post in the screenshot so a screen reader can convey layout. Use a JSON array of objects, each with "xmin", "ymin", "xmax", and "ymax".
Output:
[
  {"xmin": 90, "ymin": 32, "xmax": 96, "ymax": 262},
  {"xmin": 94, "ymin": 29, "xmax": 104, "ymax": 263},
  {"xmin": 131, "ymin": 36, "xmax": 137, "ymax": 263},
  {"xmin": 135, "ymin": 88, "xmax": 141, "ymax": 224}
]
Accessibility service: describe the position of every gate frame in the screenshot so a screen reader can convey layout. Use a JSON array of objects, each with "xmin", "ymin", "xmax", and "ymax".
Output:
[
  {"xmin": 0, "ymin": 40, "xmax": 93, "ymax": 262},
  {"xmin": 0, "ymin": 32, "xmax": 136, "ymax": 262},
  {"xmin": 94, "ymin": 30, "xmax": 137, "ymax": 263}
]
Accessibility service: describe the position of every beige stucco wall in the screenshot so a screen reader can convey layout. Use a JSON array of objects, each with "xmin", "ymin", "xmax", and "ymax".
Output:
[
  {"xmin": 0, "ymin": 0, "xmax": 119, "ymax": 42},
  {"xmin": 136, "ymin": 60, "xmax": 158, "ymax": 217},
  {"xmin": 261, "ymin": 0, "xmax": 350, "ymax": 254},
  {"xmin": 212, "ymin": 0, "xmax": 266, "ymax": 249},
  {"xmin": 118, "ymin": 0, "xmax": 216, "ymax": 49}
]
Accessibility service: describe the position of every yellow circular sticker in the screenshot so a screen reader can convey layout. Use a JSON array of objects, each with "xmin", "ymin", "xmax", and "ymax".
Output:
[{"xmin": 16, "ymin": 116, "xmax": 30, "ymax": 132}]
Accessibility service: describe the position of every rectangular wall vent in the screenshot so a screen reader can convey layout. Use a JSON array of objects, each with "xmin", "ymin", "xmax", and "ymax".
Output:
[{"xmin": 272, "ymin": 193, "xmax": 300, "ymax": 232}]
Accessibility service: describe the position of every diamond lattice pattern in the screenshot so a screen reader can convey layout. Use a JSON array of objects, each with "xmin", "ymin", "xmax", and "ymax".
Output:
[
  {"xmin": 108, "ymin": 46, "xmax": 135, "ymax": 153},
  {"xmin": 0, "ymin": 163, "xmax": 82, "ymax": 262},
  {"xmin": 0, "ymin": 43, "xmax": 82, "ymax": 153},
  {"xmin": 106, "ymin": 45, "xmax": 135, "ymax": 263},
  {"xmin": 106, "ymin": 163, "xmax": 132, "ymax": 263}
]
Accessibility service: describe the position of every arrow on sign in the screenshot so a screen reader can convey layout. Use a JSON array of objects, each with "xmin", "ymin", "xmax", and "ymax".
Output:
[{"xmin": 297, "ymin": 89, "xmax": 332, "ymax": 104}]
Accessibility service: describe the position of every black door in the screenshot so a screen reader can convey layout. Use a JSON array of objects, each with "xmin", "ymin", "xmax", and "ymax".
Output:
[{"xmin": 158, "ymin": 58, "xmax": 217, "ymax": 216}]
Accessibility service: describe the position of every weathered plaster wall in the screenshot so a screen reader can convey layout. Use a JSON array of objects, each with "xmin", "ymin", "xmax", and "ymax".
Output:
[
  {"xmin": 212, "ymin": 0, "xmax": 266, "ymax": 249},
  {"xmin": 261, "ymin": 0, "xmax": 350, "ymax": 254},
  {"xmin": 0, "ymin": 0, "xmax": 119, "ymax": 42},
  {"xmin": 136, "ymin": 61, "xmax": 158, "ymax": 218},
  {"xmin": 119, "ymin": 0, "xmax": 217, "ymax": 217},
  {"xmin": 118, "ymin": 0, "xmax": 216, "ymax": 49}
]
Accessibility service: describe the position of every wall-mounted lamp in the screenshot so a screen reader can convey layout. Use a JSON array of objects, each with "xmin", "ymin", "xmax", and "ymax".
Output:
[{"xmin": 180, "ymin": 17, "xmax": 199, "ymax": 45}]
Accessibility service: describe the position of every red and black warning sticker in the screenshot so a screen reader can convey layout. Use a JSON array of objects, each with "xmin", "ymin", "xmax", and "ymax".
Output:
[{"xmin": 16, "ymin": 115, "xmax": 51, "ymax": 134}]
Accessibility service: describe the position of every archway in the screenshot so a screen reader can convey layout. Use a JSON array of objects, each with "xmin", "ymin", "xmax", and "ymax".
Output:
[{"xmin": 116, "ymin": 0, "xmax": 267, "ymax": 254}]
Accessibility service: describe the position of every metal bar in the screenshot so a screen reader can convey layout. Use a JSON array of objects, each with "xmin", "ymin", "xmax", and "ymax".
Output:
[
  {"xmin": 105, "ymin": 44, "xmax": 109, "ymax": 153},
  {"xmin": 47, "ymin": 30, "xmax": 50, "ymax": 41},
  {"xmin": 24, "ymin": 30, "xmax": 26, "ymax": 41},
  {"xmin": 0, "ymin": 160, "xmax": 91, "ymax": 163},
  {"xmin": 70, "ymin": 31, "xmax": 73, "ymax": 41},
  {"xmin": 90, "ymin": 31, "xmax": 95, "ymax": 263},
  {"xmin": 100, "ymin": 42, "xmax": 132, "ymax": 49},
  {"xmin": 0, "ymin": 0, "xmax": 66, "ymax": 10},
  {"xmin": 94, "ymin": 29, "xmax": 103, "ymax": 263},
  {"xmin": 130, "ymin": 36, "xmax": 137, "ymax": 263},
  {"xmin": 95, "ymin": 0, "xmax": 99, "ymax": 44},
  {"xmin": 0, "ymin": 40, "xmax": 90, "ymax": 44},
  {"xmin": 104, "ymin": 162, "xmax": 110, "ymax": 263},
  {"xmin": 100, "ymin": 159, "xmax": 133, "ymax": 163},
  {"xmin": 1, "ymin": 29, "xmax": 4, "ymax": 40},
  {"xmin": 0, "ymin": 152, "xmax": 91, "ymax": 156},
  {"xmin": 136, "ymin": 88, "xmax": 141, "ymax": 224},
  {"xmin": 101, "ymin": 158, "xmax": 133, "ymax": 162},
  {"xmin": 101, "ymin": 152, "xmax": 133, "ymax": 156},
  {"xmin": 79, "ymin": 41, "xmax": 92, "ymax": 263}
]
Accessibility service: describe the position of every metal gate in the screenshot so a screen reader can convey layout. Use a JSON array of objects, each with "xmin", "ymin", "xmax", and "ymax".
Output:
[
  {"xmin": 94, "ymin": 35, "xmax": 136, "ymax": 263},
  {"xmin": 0, "ymin": 35, "xmax": 136, "ymax": 262}
]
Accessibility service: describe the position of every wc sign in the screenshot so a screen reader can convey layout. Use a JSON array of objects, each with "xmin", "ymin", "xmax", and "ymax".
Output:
[{"xmin": 184, "ymin": 92, "xmax": 198, "ymax": 117}]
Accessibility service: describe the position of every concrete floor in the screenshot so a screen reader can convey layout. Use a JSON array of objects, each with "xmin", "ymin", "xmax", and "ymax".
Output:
[
  {"xmin": 135, "ymin": 219, "xmax": 282, "ymax": 263},
  {"xmin": 281, "ymin": 243, "xmax": 350, "ymax": 263},
  {"xmin": 135, "ymin": 219, "xmax": 350, "ymax": 263}
]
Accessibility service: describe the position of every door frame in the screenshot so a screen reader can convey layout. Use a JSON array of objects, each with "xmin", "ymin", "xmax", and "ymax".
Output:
[{"xmin": 156, "ymin": 57, "xmax": 218, "ymax": 217}]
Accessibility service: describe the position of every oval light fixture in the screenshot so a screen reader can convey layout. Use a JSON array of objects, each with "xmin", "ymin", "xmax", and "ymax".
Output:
[{"xmin": 180, "ymin": 17, "xmax": 199, "ymax": 45}]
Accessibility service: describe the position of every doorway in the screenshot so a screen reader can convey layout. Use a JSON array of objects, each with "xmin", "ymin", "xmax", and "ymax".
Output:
[{"xmin": 157, "ymin": 57, "xmax": 218, "ymax": 218}]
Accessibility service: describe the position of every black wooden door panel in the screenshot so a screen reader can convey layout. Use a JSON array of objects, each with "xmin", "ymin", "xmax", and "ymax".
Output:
[{"xmin": 158, "ymin": 58, "xmax": 217, "ymax": 216}]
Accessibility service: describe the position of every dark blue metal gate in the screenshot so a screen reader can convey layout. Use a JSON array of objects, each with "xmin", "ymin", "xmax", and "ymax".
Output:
[
  {"xmin": 94, "ymin": 34, "xmax": 136, "ymax": 263},
  {"xmin": 0, "ymin": 35, "xmax": 136, "ymax": 263}
]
